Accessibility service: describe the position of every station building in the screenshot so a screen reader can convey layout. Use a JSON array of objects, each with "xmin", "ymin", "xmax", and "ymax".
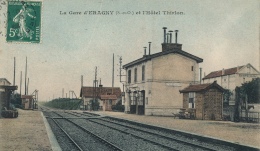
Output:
[{"xmin": 123, "ymin": 27, "xmax": 203, "ymax": 116}]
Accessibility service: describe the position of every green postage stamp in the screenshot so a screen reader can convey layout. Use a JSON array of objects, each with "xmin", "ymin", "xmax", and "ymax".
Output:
[{"xmin": 6, "ymin": 1, "xmax": 42, "ymax": 43}]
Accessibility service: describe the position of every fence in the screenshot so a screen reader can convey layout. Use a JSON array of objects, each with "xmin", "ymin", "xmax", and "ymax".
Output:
[{"xmin": 240, "ymin": 110, "xmax": 260, "ymax": 123}]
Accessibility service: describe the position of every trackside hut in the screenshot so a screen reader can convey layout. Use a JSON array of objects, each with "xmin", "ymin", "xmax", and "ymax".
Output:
[
  {"xmin": 179, "ymin": 81, "xmax": 225, "ymax": 120},
  {"xmin": 100, "ymin": 94, "xmax": 117, "ymax": 111},
  {"xmin": 123, "ymin": 27, "xmax": 203, "ymax": 116},
  {"xmin": 21, "ymin": 95, "xmax": 34, "ymax": 110},
  {"xmin": 80, "ymin": 86, "xmax": 121, "ymax": 110}
]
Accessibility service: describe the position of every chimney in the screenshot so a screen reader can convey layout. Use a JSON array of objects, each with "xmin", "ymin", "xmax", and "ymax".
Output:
[
  {"xmin": 161, "ymin": 28, "xmax": 182, "ymax": 52},
  {"xmin": 175, "ymin": 30, "xmax": 178, "ymax": 43},
  {"xmin": 163, "ymin": 27, "xmax": 167, "ymax": 43},
  {"xmin": 148, "ymin": 42, "xmax": 151, "ymax": 55},
  {"xmin": 143, "ymin": 47, "xmax": 147, "ymax": 56},
  {"xmin": 81, "ymin": 75, "xmax": 83, "ymax": 87},
  {"xmin": 222, "ymin": 68, "xmax": 225, "ymax": 75},
  {"xmin": 99, "ymin": 78, "xmax": 103, "ymax": 88},
  {"xmin": 169, "ymin": 30, "xmax": 173, "ymax": 43}
]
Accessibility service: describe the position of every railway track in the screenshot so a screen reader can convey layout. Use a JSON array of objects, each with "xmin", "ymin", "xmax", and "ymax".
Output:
[
  {"xmin": 53, "ymin": 118, "xmax": 123, "ymax": 151},
  {"xmin": 88, "ymin": 118, "xmax": 219, "ymax": 151},
  {"xmin": 48, "ymin": 118, "xmax": 83, "ymax": 151},
  {"xmin": 42, "ymin": 109, "xmax": 260, "ymax": 151}
]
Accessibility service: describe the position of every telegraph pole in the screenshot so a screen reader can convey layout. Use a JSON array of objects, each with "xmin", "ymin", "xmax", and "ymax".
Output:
[
  {"xmin": 112, "ymin": 53, "xmax": 114, "ymax": 94},
  {"xmin": 20, "ymin": 71, "xmax": 22, "ymax": 95},
  {"xmin": 13, "ymin": 57, "xmax": 16, "ymax": 86},
  {"xmin": 25, "ymin": 57, "xmax": 27, "ymax": 95},
  {"xmin": 81, "ymin": 75, "xmax": 83, "ymax": 87},
  {"xmin": 27, "ymin": 78, "xmax": 29, "ymax": 94},
  {"xmin": 118, "ymin": 56, "xmax": 126, "ymax": 83},
  {"xmin": 92, "ymin": 66, "xmax": 98, "ymax": 110}
]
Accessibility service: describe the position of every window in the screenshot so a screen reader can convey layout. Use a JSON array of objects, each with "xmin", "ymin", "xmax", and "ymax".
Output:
[
  {"xmin": 128, "ymin": 70, "xmax": 131, "ymax": 83},
  {"xmin": 188, "ymin": 92, "xmax": 195, "ymax": 108},
  {"xmin": 134, "ymin": 68, "xmax": 137, "ymax": 82},
  {"xmin": 191, "ymin": 66, "xmax": 194, "ymax": 71},
  {"xmin": 109, "ymin": 100, "xmax": 112, "ymax": 105},
  {"xmin": 142, "ymin": 65, "xmax": 145, "ymax": 81}
]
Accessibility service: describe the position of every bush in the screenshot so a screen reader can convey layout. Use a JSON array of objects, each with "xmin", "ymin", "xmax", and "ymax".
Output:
[
  {"xmin": 112, "ymin": 100, "xmax": 125, "ymax": 112},
  {"xmin": 43, "ymin": 98, "xmax": 82, "ymax": 110}
]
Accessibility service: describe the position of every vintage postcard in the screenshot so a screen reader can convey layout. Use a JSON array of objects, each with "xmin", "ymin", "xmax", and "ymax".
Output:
[{"xmin": 0, "ymin": 0, "xmax": 259, "ymax": 150}]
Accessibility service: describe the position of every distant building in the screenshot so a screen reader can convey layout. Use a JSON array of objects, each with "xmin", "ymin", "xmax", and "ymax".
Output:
[
  {"xmin": 80, "ymin": 86, "xmax": 121, "ymax": 110},
  {"xmin": 180, "ymin": 81, "xmax": 225, "ymax": 120},
  {"xmin": 123, "ymin": 27, "xmax": 203, "ymax": 116},
  {"xmin": 203, "ymin": 63, "xmax": 260, "ymax": 90},
  {"xmin": 202, "ymin": 63, "xmax": 260, "ymax": 104},
  {"xmin": 21, "ymin": 95, "xmax": 34, "ymax": 110}
]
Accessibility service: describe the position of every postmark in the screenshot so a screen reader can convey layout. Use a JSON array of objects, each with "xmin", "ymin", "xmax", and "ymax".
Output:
[{"xmin": 6, "ymin": 1, "xmax": 41, "ymax": 43}]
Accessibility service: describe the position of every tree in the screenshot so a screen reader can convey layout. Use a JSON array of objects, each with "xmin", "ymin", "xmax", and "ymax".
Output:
[
  {"xmin": 240, "ymin": 78, "xmax": 260, "ymax": 103},
  {"xmin": 90, "ymin": 99, "xmax": 100, "ymax": 111},
  {"xmin": 112, "ymin": 99, "xmax": 124, "ymax": 112}
]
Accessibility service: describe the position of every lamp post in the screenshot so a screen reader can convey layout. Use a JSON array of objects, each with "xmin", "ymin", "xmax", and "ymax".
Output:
[
  {"xmin": 134, "ymin": 91, "xmax": 139, "ymax": 115},
  {"xmin": 126, "ymin": 90, "xmax": 131, "ymax": 113}
]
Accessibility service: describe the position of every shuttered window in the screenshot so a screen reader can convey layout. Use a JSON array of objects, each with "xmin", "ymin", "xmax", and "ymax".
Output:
[
  {"xmin": 134, "ymin": 68, "xmax": 137, "ymax": 82},
  {"xmin": 142, "ymin": 65, "xmax": 145, "ymax": 81},
  {"xmin": 128, "ymin": 70, "xmax": 131, "ymax": 83},
  {"xmin": 188, "ymin": 92, "xmax": 195, "ymax": 108}
]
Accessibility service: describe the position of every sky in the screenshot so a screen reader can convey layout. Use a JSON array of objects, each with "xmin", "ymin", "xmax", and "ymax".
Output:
[{"xmin": 0, "ymin": 0, "xmax": 259, "ymax": 101}]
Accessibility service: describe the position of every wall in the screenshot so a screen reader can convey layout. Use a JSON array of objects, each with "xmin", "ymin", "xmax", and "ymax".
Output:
[
  {"xmin": 152, "ymin": 54, "xmax": 198, "ymax": 82},
  {"xmin": 203, "ymin": 88, "xmax": 223, "ymax": 120}
]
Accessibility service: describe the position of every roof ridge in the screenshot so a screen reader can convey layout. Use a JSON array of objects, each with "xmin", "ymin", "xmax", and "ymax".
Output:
[{"xmin": 209, "ymin": 65, "xmax": 244, "ymax": 74}]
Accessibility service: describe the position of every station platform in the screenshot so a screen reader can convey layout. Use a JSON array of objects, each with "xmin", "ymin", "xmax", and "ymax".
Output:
[
  {"xmin": 0, "ymin": 109, "xmax": 53, "ymax": 151},
  {"xmin": 1, "ymin": 109, "xmax": 260, "ymax": 151}
]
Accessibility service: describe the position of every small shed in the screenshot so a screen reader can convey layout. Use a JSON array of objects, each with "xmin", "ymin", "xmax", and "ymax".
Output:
[
  {"xmin": 0, "ymin": 85, "xmax": 17, "ymax": 118},
  {"xmin": 100, "ymin": 95, "xmax": 117, "ymax": 111},
  {"xmin": 179, "ymin": 81, "xmax": 225, "ymax": 120},
  {"xmin": 21, "ymin": 95, "xmax": 34, "ymax": 110}
]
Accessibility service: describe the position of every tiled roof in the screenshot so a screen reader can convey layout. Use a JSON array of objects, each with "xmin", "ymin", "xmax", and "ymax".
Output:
[
  {"xmin": 203, "ymin": 66, "xmax": 243, "ymax": 80},
  {"xmin": 179, "ymin": 81, "xmax": 225, "ymax": 93},
  {"xmin": 80, "ymin": 87, "xmax": 121, "ymax": 98},
  {"xmin": 123, "ymin": 49, "xmax": 203, "ymax": 69},
  {"xmin": 100, "ymin": 95, "xmax": 117, "ymax": 100}
]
